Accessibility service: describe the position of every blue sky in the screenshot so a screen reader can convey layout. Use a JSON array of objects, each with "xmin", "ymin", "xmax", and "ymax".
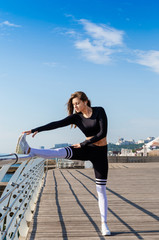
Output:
[{"xmin": 0, "ymin": 0, "xmax": 159, "ymax": 153}]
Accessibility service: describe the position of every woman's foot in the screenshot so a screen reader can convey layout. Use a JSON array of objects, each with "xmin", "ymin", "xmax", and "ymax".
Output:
[
  {"xmin": 101, "ymin": 222, "xmax": 111, "ymax": 236},
  {"xmin": 16, "ymin": 133, "xmax": 30, "ymax": 154}
]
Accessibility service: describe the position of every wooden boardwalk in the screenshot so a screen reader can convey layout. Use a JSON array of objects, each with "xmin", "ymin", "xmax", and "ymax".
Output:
[{"xmin": 27, "ymin": 163, "xmax": 159, "ymax": 240}]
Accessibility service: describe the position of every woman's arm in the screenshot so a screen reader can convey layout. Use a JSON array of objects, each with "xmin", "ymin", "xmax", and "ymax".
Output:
[
  {"xmin": 23, "ymin": 114, "xmax": 77, "ymax": 137},
  {"xmin": 31, "ymin": 114, "xmax": 77, "ymax": 133}
]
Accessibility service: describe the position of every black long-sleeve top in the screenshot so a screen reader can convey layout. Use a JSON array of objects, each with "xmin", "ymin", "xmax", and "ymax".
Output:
[{"xmin": 31, "ymin": 107, "xmax": 108, "ymax": 147}]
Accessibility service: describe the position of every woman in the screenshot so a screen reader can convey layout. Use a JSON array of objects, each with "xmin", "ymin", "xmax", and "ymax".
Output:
[{"xmin": 16, "ymin": 91, "xmax": 111, "ymax": 236}]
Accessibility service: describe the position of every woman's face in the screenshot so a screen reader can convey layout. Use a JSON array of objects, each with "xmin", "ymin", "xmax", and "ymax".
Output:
[{"xmin": 72, "ymin": 97, "xmax": 87, "ymax": 113}]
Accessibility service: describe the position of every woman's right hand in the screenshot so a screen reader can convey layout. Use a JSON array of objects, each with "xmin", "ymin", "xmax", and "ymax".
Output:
[{"xmin": 22, "ymin": 130, "xmax": 38, "ymax": 138}]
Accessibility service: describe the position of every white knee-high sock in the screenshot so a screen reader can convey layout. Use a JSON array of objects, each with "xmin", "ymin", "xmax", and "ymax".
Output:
[
  {"xmin": 96, "ymin": 179, "xmax": 108, "ymax": 223},
  {"xmin": 30, "ymin": 146, "xmax": 72, "ymax": 159}
]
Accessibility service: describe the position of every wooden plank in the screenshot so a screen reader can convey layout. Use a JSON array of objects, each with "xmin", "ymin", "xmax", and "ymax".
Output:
[{"xmin": 27, "ymin": 163, "xmax": 159, "ymax": 239}]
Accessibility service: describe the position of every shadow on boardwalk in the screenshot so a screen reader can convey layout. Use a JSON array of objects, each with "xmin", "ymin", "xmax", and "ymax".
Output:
[{"xmin": 27, "ymin": 163, "xmax": 159, "ymax": 240}]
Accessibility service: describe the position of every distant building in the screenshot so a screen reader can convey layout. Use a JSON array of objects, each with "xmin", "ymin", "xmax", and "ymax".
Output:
[
  {"xmin": 144, "ymin": 137, "xmax": 155, "ymax": 143},
  {"xmin": 108, "ymin": 151, "xmax": 112, "ymax": 156},
  {"xmin": 116, "ymin": 138, "xmax": 124, "ymax": 145},
  {"xmin": 54, "ymin": 143, "xmax": 69, "ymax": 148},
  {"xmin": 108, "ymin": 150, "xmax": 120, "ymax": 156},
  {"xmin": 137, "ymin": 137, "xmax": 155, "ymax": 144},
  {"xmin": 137, "ymin": 140, "xmax": 145, "ymax": 144},
  {"xmin": 116, "ymin": 138, "xmax": 135, "ymax": 145},
  {"xmin": 120, "ymin": 148, "xmax": 135, "ymax": 156},
  {"xmin": 137, "ymin": 136, "xmax": 159, "ymax": 156}
]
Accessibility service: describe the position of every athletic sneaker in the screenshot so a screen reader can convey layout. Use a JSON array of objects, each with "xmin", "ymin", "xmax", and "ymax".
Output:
[
  {"xmin": 16, "ymin": 133, "xmax": 30, "ymax": 154},
  {"xmin": 101, "ymin": 222, "xmax": 111, "ymax": 236}
]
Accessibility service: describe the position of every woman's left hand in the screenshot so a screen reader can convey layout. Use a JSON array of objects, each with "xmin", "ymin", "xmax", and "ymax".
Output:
[{"xmin": 72, "ymin": 143, "xmax": 81, "ymax": 148}]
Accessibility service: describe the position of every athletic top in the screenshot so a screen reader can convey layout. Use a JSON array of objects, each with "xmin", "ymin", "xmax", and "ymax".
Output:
[{"xmin": 31, "ymin": 107, "xmax": 108, "ymax": 147}]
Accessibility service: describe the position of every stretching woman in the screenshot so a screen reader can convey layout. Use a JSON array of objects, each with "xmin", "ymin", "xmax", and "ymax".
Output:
[{"xmin": 16, "ymin": 91, "xmax": 111, "ymax": 236}]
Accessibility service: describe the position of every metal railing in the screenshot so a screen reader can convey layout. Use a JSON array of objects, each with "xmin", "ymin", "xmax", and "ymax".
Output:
[
  {"xmin": 0, "ymin": 154, "xmax": 45, "ymax": 240},
  {"xmin": 57, "ymin": 159, "xmax": 75, "ymax": 168},
  {"xmin": 0, "ymin": 154, "xmax": 32, "ymax": 167}
]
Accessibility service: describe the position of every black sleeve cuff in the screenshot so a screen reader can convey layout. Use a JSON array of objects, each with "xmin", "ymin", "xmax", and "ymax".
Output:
[
  {"xmin": 80, "ymin": 140, "xmax": 89, "ymax": 148},
  {"xmin": 31, "ymin": 128, "xmax": 39, "ymax": 133}
]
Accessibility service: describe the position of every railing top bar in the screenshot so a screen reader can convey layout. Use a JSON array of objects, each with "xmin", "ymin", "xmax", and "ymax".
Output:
[{"xmin": 0, "ymin": 153, "xmax": 33, "ymax": 166}]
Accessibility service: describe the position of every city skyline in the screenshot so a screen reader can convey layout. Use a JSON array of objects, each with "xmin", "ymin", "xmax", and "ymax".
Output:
[
  {"xmin": 40, "ymin": 135, "xmax": 157, "ymax": 150},
  {"xmin": 1, "ymin": 0, "xmax": 159, "ymax": 153}
]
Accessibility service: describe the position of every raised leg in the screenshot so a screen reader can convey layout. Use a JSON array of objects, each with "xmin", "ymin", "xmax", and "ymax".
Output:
[{"xmin": 30, "ymin": 146, "xmax": 73, "ymax": 159}]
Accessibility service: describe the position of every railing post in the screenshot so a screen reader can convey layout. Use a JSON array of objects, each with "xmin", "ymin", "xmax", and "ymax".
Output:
[{"xmin": 18, "ymin": 215, "xmax": 29, "ymax": 238}]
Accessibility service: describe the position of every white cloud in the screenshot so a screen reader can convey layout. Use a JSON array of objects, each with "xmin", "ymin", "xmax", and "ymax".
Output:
[
  {"xmin": 74, "ymin": 19, "xmax": 125, "ymax": 64},
  {"xmin": 134, "ymin": 50, "xmax": 159, "ymax": 73},
  {"xmin": 65, "ymin": 29, "xmax": 82, "ymax": 39},
  {"xmin": 79, "ymin": 19, "xmax": 124, "ymax": 47},
  {"xmin": 43, "ymin": 62, "xmax": 58, "ymax": 67},
  {"xmin": 0, "ymin": 20, "xmax": 21, "ymax": 28},
  {"xmin": 56, "ymin": 17, "xmax": 159, "ymax": 73},
  {"xmin": 75, "ymin": 38, "xmax": 113, "ymax": 64}
]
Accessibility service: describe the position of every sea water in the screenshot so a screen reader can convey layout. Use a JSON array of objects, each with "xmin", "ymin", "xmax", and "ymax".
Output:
[{"xmin": 1, "ymin": 164, "xmax": 20, "ymax": 182}]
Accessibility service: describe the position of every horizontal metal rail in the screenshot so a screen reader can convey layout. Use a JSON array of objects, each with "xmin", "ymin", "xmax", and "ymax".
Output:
[{"xmin": 0, "ymin": 153, "xmax": 32, "ymax": 166}]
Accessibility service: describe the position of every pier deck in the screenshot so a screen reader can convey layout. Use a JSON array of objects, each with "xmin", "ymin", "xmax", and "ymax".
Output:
[{"xmin": 27, "ymin": 163, "xmax": 159, "ymax": 240}]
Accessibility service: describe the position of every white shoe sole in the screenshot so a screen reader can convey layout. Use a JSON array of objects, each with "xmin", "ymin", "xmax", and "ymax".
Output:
[
  {"xmin": 16, "ymin": 134, "xmax": 24, "ymax": 154},
  {"xmin": 101, "ymin": 223, "xmax": 111, "ymax": 236},
  {"xmin": 16, "ymin": 133, "xmax": 29, "ymax": 154},
  {"xmin": 102, "ymin": 231, "xmax": 111, "ymax": 236}
]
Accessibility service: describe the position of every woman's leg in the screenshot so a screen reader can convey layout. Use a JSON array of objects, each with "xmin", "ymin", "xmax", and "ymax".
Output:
[
  {"xmin": 96, "ymin": 179, "xmax": 108, "ymax": 223},
  {"xmin": 95, "ymin": 178, "xmax": 111, "ymax": 236},
  {"xmin": 16, "ymin": 133, "xmax": 73, "ymax": 158},
  {"xmin": 91, "ymin": 146, "xmax": 111, "ymax": 236},
  {"xmin": 69, "ymin": 144, "xmax": 110, "ymax": 235},
  {"xmin": 30, "ymin": 146, "xmax": 73, "ymax": 159}
]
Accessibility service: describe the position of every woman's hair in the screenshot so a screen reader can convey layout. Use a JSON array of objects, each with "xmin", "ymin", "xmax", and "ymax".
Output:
[
  {"xmin": 67, "ymin": 91, "xmax": 91, "ymax": 128},
  {"xmin": 67, "ymin": 91, "xmax": 91, "ymax": 116}
]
